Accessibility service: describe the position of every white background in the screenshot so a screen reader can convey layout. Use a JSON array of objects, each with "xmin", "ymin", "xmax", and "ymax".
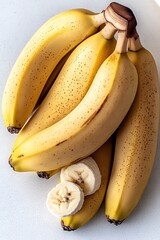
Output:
[{"xmin": 0, "ymin": 0, "xmax": 160, "ymax": 240}]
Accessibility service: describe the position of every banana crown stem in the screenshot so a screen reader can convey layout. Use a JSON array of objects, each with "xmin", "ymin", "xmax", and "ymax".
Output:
[
  {"xmin": 128, "ymin": 30, "xmax": 143, "ymax": 52},
  {"xmin": 101, "ymin": 22, "xmax": 117, "ymax": 40},
  {"xmin": 104, "ymin": 2, "xmax": 137, "ymax": 38},
  {"xmin": 115, "ymin": 30, "xmax": 127, "ymax": 53},
  {"xmin": 91, "ymin": 12, "xmax": 106, "ymax": 27},
  {"xmin": 104, "ymin": 5, "xmax": 128, "ymax": 32}
]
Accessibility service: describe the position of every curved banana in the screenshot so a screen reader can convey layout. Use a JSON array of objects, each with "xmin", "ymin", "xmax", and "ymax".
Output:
[
  {"xmin": 10, "ymin": 29, "xmax": 138, "ymax": 172},
  {"xmin": 61, "ymin": 139, "xmax": 113, "ymax": 230},
  {"xmin": 13, "ymin": 22, "xmax": 117, "ymax": 149},
  {"xmin": 2, "ymin": 8, "xmax": 107, "ymax": 133},
  {"xmin": 105, "ymin": 31, "xmax": 160, "ymax": 224}
]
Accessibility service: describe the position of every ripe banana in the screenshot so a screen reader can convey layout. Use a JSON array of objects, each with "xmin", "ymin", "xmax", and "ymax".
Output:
[
  {"xmin": 61, "ymin": 139, "xmax": 113, "ymax": 230},
  {"xmin": 60, "ymin": 157, "xmax": 101, "ymax": 196},
  {"xmin": 46, "ymin": 181, "xmax": 84, "ymax": 217},
  {"xmin": 105, "ymin": 31, "xmax": 160, "ymax": 224},
  {"xmin": 13, "ymin": 22, "xmax": 117, "ymax": 149},
  {"xmin": 2, "ymin": 8, "xmax": 107, "ymax": 133},
  {"xmin": 10, "ymin": 29, "xmax": 138, "ymax": 172}
]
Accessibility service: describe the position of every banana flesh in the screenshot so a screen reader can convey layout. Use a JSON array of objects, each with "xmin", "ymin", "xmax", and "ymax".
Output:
[
  {"xmin": 10, "ymin": 31, "xmax": 138, "ymax": 172},
  {"xmin": 46, "ymin": 181, "xmax": 84, "ymax": 217},
  {"xmin": 105, "ymin": 35, "xmax": 160, "ymax": 224},
  {"xmin": 60, "ymin": 157, "xmax": 101, "ymax": 196},
  {"xmin": 2, "ymin": 9, "xmax": 106, "ymax": 132},
  {"xmin": 61, "ymin": 139, "xmax": 113, "ymax": 230},
  {"xmin": 13, "ymin": 23, "xmax": 116, "ymax": 149}
]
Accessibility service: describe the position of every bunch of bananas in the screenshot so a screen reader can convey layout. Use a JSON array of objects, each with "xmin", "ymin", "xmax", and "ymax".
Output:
[{"xmin": 2, "ymin": 2, "xmax": 159, "ymax": 231}]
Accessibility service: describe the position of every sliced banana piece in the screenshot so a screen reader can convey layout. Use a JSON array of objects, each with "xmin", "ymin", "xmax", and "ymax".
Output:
[
  {"xmin": 60, "ymin": 157, "xmax": 101, "ymax": 196},
  {"xmin": 46, "ymin": 181, "xmax": 84, "ymax": 217}
]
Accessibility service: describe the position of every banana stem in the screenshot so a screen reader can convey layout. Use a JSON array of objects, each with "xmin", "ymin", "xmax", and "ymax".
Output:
[
  {"xmin": 128, "ymin": 29, "xmax": 143, "ymax": 52},
  {"xmin": 115, "ymin": 30, "xmax": 128, "ymax": 53},
  {"xmin": 91, "ymin": 12, "xmax": 107, "ymax": 27},
  {"xmin": 101, "ymin": 22, "xmax": 117, "ymax": 39}
]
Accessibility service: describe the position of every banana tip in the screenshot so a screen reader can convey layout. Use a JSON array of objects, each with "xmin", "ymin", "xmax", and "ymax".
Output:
[
  {"xmin": 37, "ymin": 172, "xmax": 50, "ymax": 179},
  {"xmin": 8, "ymin": 156, "xmax": 15, "ymax": 171},
  {"xmin": 7, "ymin": 126, "xmax": 21, "ymax": 134},
  {"xmin": 61, "ymin": 220, "xmax": 74, "ymax": 231},
  {"xmin": 106, "ymin": 215, "xmax": 124, "ymax": 226}
]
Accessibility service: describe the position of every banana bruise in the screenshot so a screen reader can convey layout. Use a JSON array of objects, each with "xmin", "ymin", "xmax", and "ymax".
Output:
[
  {"xmin": 105, "ymin": 34, "xmax": 160, "ymax": 224},
  {"xmin": 61, "ymin": 139, "xmax": 113, "ymax": 230},
  {"xmin": 2, "ymin": 8, "xmax": 106, "ymax": 132},
  {"xmin": 13, "ymin": 22, "xmax": 117, "ymax": 149},
  {"xmin": 10, "ymin": 31, "xmax": 138, "ymax": 172}
]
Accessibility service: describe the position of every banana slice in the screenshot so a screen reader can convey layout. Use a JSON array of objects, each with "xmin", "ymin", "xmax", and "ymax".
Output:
[
  {"xmin": 46, "ymin": 181, "xmax": 84, "ymax": 217},
  {"xmin": 60, "ymin": 157, "xmax": 101, "ymax": 196}
]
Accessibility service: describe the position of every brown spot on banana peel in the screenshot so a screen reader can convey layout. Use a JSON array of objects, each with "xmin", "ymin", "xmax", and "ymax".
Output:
[
  {"xmin": 7, "ymin": 126, "xmax": 21, "ymax": 134},
  {"xmin": 61, "ymin": 220, "xmax": 74, "ymax": 231},
  {"xmin": 55, "ymin": 139, "xmax": 67, "ymax": 146},
  {"xmin": 110, "ymin": 2, "xmax": 137, "ymax": 37},
  {"xmin": 17, "ymin": 154, "xmax": 24, "ymax": 158},
  {"xmin": 106, "ymin": 215, "xmax": 124, "ymax": 226},
  {"xmin": 81, "ymin": 96, "xmax": 108, "ymax": 127}
]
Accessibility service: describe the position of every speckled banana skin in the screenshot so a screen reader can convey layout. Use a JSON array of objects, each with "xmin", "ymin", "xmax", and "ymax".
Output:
[
  {"xmin": 105, "ymin": 41, "xmax": 160, "ymax": 224},
  {"xmin": 13, "ymin": 29, "xmax": 116, "ymax": 149},
  {"xmin": 35, "ymin": 50, "xmax": 72, "ymax": 108},
  {"xmin": 2, "ymin": 9, "xmax": 105, "ymax": 131},
  {"xmin": 10, "ymin": 47, "xmax": 138, "ymax": 172}
]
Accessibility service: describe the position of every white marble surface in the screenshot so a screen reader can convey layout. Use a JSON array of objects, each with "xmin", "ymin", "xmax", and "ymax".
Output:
[{"xmin": 0, "ymin": 0, "xmax": 160, "ymax": 240}]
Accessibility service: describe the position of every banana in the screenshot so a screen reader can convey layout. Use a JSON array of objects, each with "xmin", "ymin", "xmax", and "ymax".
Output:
[
  {"xmin": 60, "ymin": 157, "xmax": 101, "ymax": 196},
  {"xmin": 10, "ymin": 28, "xmax": 138, "ymax": 172},
  {"xmin": 2, "ymin": 8, "xmax": 107, "ymax": 133},
  {"xmin": 61, "ymin": 139, "xmax": 113, "ymax": 230},
  {"xmin": 105, "ymin": 30, "xmax": 160, "ymax": 224},
  {"xmin": 46, "ymin": 181, "xmax": 84, "ymax": 217},
  {"xmin": 13, "ymin": 22, "xmax": 117, "ymax": 149}
]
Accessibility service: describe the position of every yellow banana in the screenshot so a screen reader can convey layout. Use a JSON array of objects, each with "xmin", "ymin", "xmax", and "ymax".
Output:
[
  {"xmin": 105, "ymin": 31, "xmax": 160, "ymax": 224},
  {"xmin": 2, "ymin": 8, "xmax": 107, "ymax": 133},
  {"xmin": 61, "ymin": 138, "xmax": 113, "ymax": 230},
  {"xmin": 13, "ymin": 22, "xmax": 117, "ymax": 149},
  {"xmin": 10, "ymin": 28, "xmax": 138, "ymax": 172}
]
